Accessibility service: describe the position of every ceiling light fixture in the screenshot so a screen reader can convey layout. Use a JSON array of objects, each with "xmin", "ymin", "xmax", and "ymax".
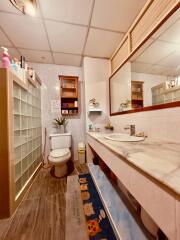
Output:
[{"xmin": 9, "ymin": 0, "xmax": 37, "ymax": 16}]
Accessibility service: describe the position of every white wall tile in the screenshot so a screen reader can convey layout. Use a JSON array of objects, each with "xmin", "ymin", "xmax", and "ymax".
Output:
[
  {"xmin": 29, "ymin": 63, "xmax": 85, "ymax": 161},
  {"xmin": 110, "ymin": 107, "xmax": 180, "ymax": 143},
  {"xmin": 83, "ymin": 57, "xmax": 111, "ymax": 130}
]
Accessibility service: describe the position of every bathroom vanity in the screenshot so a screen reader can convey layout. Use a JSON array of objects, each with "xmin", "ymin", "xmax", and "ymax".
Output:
[{"xmin": 86, "ymin": 132, "xmax": 180, "ymax": 240}]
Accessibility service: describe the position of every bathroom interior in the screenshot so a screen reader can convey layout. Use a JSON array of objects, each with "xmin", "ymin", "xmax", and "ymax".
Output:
[{"xmin": 0, "ymin": 0, "xmax": 180, "ymax": 239}]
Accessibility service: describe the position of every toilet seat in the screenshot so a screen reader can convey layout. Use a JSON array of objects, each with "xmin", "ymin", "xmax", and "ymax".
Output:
[
  {"xmin": 48, "ymin": 148, "xmax": 71, "ymax": 165},
  {"xmin": 50, "ymin": 148, "xmax": 70, "ymax": 158}
]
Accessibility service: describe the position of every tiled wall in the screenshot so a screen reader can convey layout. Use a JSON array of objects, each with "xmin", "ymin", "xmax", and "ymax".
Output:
[
  {"xmin": 83, "ymin": 57, "xmax": 111, "ymax": 130},
  {"xmin": 110, "ymin": 107, "xmax": 180, "ymax": 143},
  {"xmin": 30, "ymin": 63, "xmax": 85, "ymax": 161}
]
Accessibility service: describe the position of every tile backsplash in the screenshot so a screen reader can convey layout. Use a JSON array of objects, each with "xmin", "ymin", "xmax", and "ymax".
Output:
[{"xmin": 110, "ymin": 107, "xmax": 180, "ymax": 143}]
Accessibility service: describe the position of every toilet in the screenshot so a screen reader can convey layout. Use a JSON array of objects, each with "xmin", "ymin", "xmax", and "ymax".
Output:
[{"xmin": 48, "ymin": 132, "xmax": 71, "ymax": 177}]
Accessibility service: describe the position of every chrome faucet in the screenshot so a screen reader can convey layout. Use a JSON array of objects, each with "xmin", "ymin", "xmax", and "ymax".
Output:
[{"xmin": 124, "ymin": 124, "xmax": 135, "ymax": 136}]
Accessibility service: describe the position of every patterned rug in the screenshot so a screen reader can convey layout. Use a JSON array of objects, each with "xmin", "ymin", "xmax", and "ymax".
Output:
[{"xmin": 78, "ymin": 173, "xmax": 117, "ymax": 240}]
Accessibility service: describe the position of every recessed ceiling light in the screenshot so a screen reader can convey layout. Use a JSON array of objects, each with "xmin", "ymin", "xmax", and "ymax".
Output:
[{"xmin": 9, "ymin": 0, "xmax": 37, "ymax": 16}]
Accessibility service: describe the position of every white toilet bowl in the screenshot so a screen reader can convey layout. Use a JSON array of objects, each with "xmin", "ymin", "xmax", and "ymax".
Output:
[{"xmin": 48, "ymin": 148, "xmax": 71, "ymax": 177}]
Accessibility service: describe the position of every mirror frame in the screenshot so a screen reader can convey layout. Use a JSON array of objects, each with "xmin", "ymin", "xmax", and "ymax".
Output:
[{"xmin": 109, "ymin": 7, "xmax": 180, "ymax": 116}]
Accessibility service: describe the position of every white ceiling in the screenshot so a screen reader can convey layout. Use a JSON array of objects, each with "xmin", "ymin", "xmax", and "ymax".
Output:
[
  {"xmin": 0, "ymin": 0, "xmax": 147, "ymax": 66},
  {"xmin": 131, "ymin": 9, "xmax": 180, "ymax": 76}
]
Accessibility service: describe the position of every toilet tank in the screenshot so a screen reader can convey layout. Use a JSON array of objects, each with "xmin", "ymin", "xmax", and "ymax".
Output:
[{"xmin": 49, "ymin": 133, "xmax": 71, "ymax": 150}]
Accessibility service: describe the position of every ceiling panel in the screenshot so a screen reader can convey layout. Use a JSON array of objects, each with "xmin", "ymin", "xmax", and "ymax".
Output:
[
  {"xmin": 148, "ymin": 65, "xmax": 178, "ymax": 76},
  {"xmin": 0, "ymin": 47, "xmax": 20, "ymax": 59},
  {"xmin": 39, "ymin": 0, "xmax": 93, "ymax": 25},
  {"xmin": 158, "ymin": 49, "xmax": 180, "ymax": 67},
  {"xmin": 84, "ymin": 28, "xmax": 124, "ymax": 58},
  {"xmin": 0, "ymin": 12, "xmax": 50, "ymax": 50},
  {"xmin": 0, "ymin": 28, "xmax": 12, "ymax": 47},
  {"xmin": 91, "ymin": 0, "xmax": 147, "ymax": 32},
  {"xmin": 131, "ymin": 62, "xmax": 152, "ymax": 73},
  {"xmin": 19, "ymin": 49, "xmax": 53, "ymax": 64},
  {"xmin": 46, "ymin": 20, "xmax": 87, "ymax": 54},
  {"xmin": 136, "ymin": 40, "xmax": 177, "ymax": 64},
  {"xmin": 53, "ymin": 52, "xmax": 82, "ymax": 66}
]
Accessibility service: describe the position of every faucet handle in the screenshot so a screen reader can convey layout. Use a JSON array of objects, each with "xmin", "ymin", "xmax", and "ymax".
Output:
[{"xmin": 124, "ymin": 124, "xmax": 135, "ymax": 136}]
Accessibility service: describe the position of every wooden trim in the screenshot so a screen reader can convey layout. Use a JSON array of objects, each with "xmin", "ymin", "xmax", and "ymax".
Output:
[
  {"xmin": 111, "ymin": 36, "xmax": 129, "ymax": 73},
  {"xmin": 110, "ymin": 101, "xmax": 180, "ymax": 116},
  {"xmin": 59, "ymin": 75, "xmax": 79, "ymax": 80},
  {"xmin": 8, "ymin": 72, "xmax": 16, "ymax": 215},
  {"xmin": 0, "ymin": 69, "xmax": 11, "ymax": 218},
  {"xmin": 13, "ymin": 163, "xmax": 42, "ymax": 213}
]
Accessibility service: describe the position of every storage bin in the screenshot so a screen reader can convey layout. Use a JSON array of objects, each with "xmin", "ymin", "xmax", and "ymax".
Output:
[{"xmin": 78, "ymin": 142, "xmax": 86, "ymax": 164}]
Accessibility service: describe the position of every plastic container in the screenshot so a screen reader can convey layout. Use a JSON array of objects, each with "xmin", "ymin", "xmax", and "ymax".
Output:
[{"xmin": 78, "ymin": 142, "xmax": 86, "ymax": 164}]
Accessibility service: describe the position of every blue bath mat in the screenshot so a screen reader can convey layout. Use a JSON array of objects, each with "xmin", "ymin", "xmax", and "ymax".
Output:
[{"xmin": 78, "ymin": 173, "xmax": 117, "ymax": 240}]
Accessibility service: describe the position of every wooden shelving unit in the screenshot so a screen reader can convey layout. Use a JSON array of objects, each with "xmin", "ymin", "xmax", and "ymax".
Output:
[
  {"xmin": 59, "ymin": 75, "xmax": 79, "ymax": 116},
  {"xmin": 131, "ymin": 81, "xmax": 144, "ymax": 109}
]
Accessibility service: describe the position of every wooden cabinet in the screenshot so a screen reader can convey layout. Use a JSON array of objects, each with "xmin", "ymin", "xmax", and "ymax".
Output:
[
  {"xmin": 131, "ymin": 81, "xmax": 144, "ymax": 109},
  {"xmin": 59, "ymin": 75, "xmax": 79, "ymax": 116},
  {"xmin": 0, "ymin": 69, "xmax": 42, "ymax": 218}
]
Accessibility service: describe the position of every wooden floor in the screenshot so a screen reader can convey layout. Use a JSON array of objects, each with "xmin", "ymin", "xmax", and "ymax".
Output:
[{"xmin": 0, "ymin": 162, "xmax": 89, "ymax": 240}]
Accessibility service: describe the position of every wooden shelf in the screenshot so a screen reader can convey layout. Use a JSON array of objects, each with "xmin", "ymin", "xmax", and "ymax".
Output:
[
  {"xmin": 61, "ymin": 107, "xmax": 78, "ymax": 109},
  {"xmin": 61, "ymin": 96, "xmax": 78, "ymax": 99},
  {"xmin": 59, "ymin": 75, "xmax": 79, "ymax": 116},
  {"xmin": 132, "ymin": 98, "xmax": 144, "ymax": 101},
  {"xmin": 131, "ymin": 81, "xmax": 144, "ymax": 109},
  {"xmin": 61, "ymin": 87, "xmax": 76, "ymax": 90}
]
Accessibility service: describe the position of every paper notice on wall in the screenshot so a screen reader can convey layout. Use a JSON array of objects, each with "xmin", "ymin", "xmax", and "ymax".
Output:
[{"xmin": 51, "ymin": 100, "xmax": 60, "ymax": 113}]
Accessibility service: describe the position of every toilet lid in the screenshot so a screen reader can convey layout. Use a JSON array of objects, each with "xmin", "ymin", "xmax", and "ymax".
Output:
[{"xmin": 50, "ymin": 148, "xmax": 70, "ymax": 158}]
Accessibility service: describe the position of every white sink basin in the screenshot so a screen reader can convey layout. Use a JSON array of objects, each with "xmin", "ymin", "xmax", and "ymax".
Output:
[{"xmin": 105, "ymin": 133, "xmax": 144, "ymax": 142}]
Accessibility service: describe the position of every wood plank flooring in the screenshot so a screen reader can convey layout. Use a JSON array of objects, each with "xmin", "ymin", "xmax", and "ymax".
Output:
[{"xmin": 0, "ymin": 162, "xmax": 89, "ymax": 240}]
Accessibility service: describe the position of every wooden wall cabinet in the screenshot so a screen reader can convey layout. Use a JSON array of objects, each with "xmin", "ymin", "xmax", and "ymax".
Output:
[
  {"xmin": 0, "ymin": 69, "xmax": 42, "ymax": 218},
  {"xmin": 131, "ymin": 81, "xmax": 144, "ymax": 109},
  {"xmin": 59, "ymin": 75, "xmax": 79, "ymax": 116}
]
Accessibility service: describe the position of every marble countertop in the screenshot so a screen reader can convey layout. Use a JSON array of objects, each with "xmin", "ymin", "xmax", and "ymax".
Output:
[{"xmin": 87, "ymin": 132, "xmax": 180, "ymax": 197}]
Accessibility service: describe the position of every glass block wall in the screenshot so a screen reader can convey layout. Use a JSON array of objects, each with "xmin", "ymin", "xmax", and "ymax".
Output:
[{"xmin": 13, "ymin": 80, "xmax": 42, "ymax": 197}]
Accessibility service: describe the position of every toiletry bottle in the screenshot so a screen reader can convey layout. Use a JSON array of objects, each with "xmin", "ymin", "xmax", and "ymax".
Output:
[{"xmin": 1, "ymin": 47, "xmax": 10, "ymax": 68}]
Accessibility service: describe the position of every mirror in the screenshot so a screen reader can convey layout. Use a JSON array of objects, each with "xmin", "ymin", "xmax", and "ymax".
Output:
[{"xmin": 110, "ymin": 9, "xmax": 180, "ymax": 115}]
